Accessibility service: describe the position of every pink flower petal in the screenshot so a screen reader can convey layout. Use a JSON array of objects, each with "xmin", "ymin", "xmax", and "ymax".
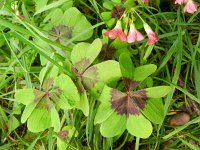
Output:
[
  {"xmin": 127, "ymin": 31, "xmax": 137, "ymax": 43},
  {"xmin": 136, "ymin": 31, "xmax": 144, "ymax": 41},
  {"xmin": 104, "ymin": 21, "xmax": 127, "ymax": 42},
  {"xmin": 104, "ymin": 28, "xmax": 127, "ymax": 42},
  {"xmin": 127, "ymin": 24, "xmax": 144, "ymax": 43},
  {"xmin": 183, "ymin": 0, "xmax": 199, "ymax": 14},
  {"xmin": 117, "ymin": 29, "xmax": 127, "ymax": 42},
  {"xmin": 142, "ymin": 0, "xmax": 149, "ymax": 4},
  {"xmin": 104, "ymin": 29, "xmax": 118, "ymax": 39},
  {"xmin": 144, "ymin": 24, "xmax": 159, "ymax": 45},
  {"xmin": 147, "ymin": 31, "xmax": 159, "ymax": 45},
  {"xmin": 174, "ymin": 0, "xmax": 187, "ymax": 5},
  {"xmin": 127, "ymin": 30, "xmax": 144, "ymax": 43}
]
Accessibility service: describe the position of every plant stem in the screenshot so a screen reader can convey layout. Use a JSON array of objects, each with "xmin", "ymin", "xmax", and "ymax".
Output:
[{"xmin": 135, "ymin": 137, "xmax": 140, "ymax": 150}]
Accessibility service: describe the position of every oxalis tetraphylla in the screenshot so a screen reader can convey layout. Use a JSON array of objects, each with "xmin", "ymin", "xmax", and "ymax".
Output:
[{"xmin": 94, "ymin": 53, "xmax": 171, "ymax": 138}]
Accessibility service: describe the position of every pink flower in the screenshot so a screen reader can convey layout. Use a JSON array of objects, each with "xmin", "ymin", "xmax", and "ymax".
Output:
[
  {"xmin": 183, "ymin": 0, "xmax": 198, "ymax": 14},
  {"xmin": 127, "ymin": 24, "xmax": 144, "ymax": 43},
  {"xmin": 174, "ymin": 0, "xmax": 187, "ymax": 5},
  {"xmin": 104, "ymin": 21, "xmax": 127, "ymax": 42},
  {"xmin": 144, "ymin": 24, "xmax": 159, "ymax": 45},
  {"xmin": 141, "ymin": 0, "xmax": 149, "ymax": 4}
]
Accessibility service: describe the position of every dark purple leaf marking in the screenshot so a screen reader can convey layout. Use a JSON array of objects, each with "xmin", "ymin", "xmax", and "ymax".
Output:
[
  {"xmin": 58, "ymin": 130, "xmax": 69, "ymax": 140},
  {"xmin": 82, "ymin": 66, "xmax": 99, "ymax": 90},
  {"xmin": 121, "ymin": 0, "xmax": 127, "ymax": 3},
  {"xmin": 74, "ymin": 58, "xmax": 91, "ymax": 75},
  {"xmin": 49, "ymin": 87, "xmax": 63, "ymax": 102},
  {"xmin": 111, "ymin": 89, "xmax": 148, "ymax": 116},
  {"xmin": 42, "ymin": 78, "xmax": 54, "ymax": 92},
  {"xmin": 130, "ymin": 90, "xmax": 148, "ymax": 110},
  {"xmin": 111, "ymin": 6, "xmax": 125, "ymax": 19},
  {"xmin": 99, "ymin": 44, "xmax": 116, "ymax": 61},
  {"xmin": 123, "ymin": 78, "xmax": 140, "ymax": 91},
  {"xmin": 50, "ymin": 25, "xmax": 72, "ymax": 42},
  {"xmin": 33, "ymin": 78, "xmax": 63, "ymax": 110},
  {"xmin": 33, "ymin": 90, "xmax": 45, "ymax": 104},
  {"xmin": 36, "ymin": 96, "xmax": 53, "ymax": 112}
]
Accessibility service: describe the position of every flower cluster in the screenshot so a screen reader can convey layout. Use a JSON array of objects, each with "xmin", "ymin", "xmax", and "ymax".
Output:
[
  {"xmin": 141, "ymin": 0, "xmax": 149, "ymax": 4},
  {"xmin": 175, "ymin": 0, "xmax": 199, "ymax": 14},
  {"xmin": 104, "ymin": 21, "xmax": 158, "ymax": 45}
]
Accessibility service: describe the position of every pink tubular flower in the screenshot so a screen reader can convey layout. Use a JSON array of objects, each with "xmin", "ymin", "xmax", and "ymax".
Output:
[
  {"xmin": 141, "ymin": 0, "xmax": 149, "ymax": 4},
  {"xmin": 144, "ymin": 24, "xmax": 159, "ymax": 45},
  {"xmin": 104, "ymin": 21, "xmax": 127, "ymax": 42},
  {"xmin": 175, "ymin": 0, "xmax": 187, "ymax": 5},
  {"xmin": 127, "ymin": 24, "xmax": 144, "ymax": 43},
  {"xmin": 183, "ymin": 0, "xmax": 199, "ymax": 14}
]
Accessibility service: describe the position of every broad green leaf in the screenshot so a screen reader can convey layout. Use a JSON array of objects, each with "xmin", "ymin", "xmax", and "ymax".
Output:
[
  {"xmin": 111, "ymin": 38, "xmax": 128, "ymax": 49},
  {"xmin": 114, "ymin": 47, "xmax": 130, "ymax": 59},
  {"xmin": 34, "ymin": 0, "xmax": 48, "ymax": 11},
  {"xmin": 72, "ymin": 18, "xmax": 94, "ymax": 41},
  {"xmin": 71, "ymin": 42, "xmax": 89, "ymax": 72},
  {"xmin": 100, "ymin": 112, "xmax": 126, "ymax": 137},
  {"xmin": 54, "ymin": 74, "xmax": 80, "ymax": 109},
  {"xmin": 12, "ymin": 102, "xmax": 21, "ymax": 115},
  {"xmin": 57, "ymin": 126, "xmax": 77, "ymax": 150},
  {"xmin": 103, "ymin": 2, "xmax": 113, "ymax": 10},
  {"xmin": 119, "ymin": 53, "xmax": 134, "ymax": 78},
  {"xmin": 145, "ymin": 86, "xmax": 171, "ymax": 98},
  {"xmin": 124, "ymin": 0, "xmax": 135, "ymax": 5},
  {"xmin": 27, "ymin": 108, "xmax": 51, "ymax": 132},
  {"xmin": 83, "ymin": 60, "xmax": 121, "ymax": 90},
  {"xmin": 71, "ymin": 39, "xmax": 102, "ymax": 73},
  {"xmin": 39, "ymin": 65, "xmax": 59, "ymax": 84},
  {"xmin": 21, "ymin": 102, "xmax": 38, "ymax": 123},
  {"xmin": 146, "ymin": 77, "xmax": 153, "ymax": 88},
  {"xmin": 44, "ymin": 7, "xmax": 93, "ymax": 42},
  {"xmin": 112, "ymin": 0, "xmax": 121, "ymax": 3},
  {"xmin": 62, "ymin": 126, "xmax": 78, "ymax": 138},
  {"xmin": 34, "ymin": 0, "xmax": 71, "ymax": 15},
  {"xmin": 15, "ymin": 89, "xmax": 35, "ymax": 105},
  {"xmin": 8, "ymin": 116, "xmax": 20, "ymax": 134},
  {"xmin": 101, "ymin": 12, "xmax": 112, "ymax": 21},
  {"xmin": 62, "ymin": 7, "xmax": 93, "ymax": 41},
  {"xmin": 81, "ymin": 39, "xmax": 102, "ymax": 67},
  {"xmin": 27, "ymin": 97, "xmax": 51, "ymax": 132},
  {"xmin": 50, "ymin": 105, "xmax": 60, "ymax": 132},
  {"xmin": 44, "ymin": 8, "xmax": 63, "ymax": 24},
  {"xmin": 133, "ymin": 64, "xmax": 157, "ymax": 81},
  {"xmin": 126, "ymin": 115, "xmax": 152, "ymax": 138},
  {"xmin": 57, "ymin": 134, "xmax": 68, "ymax": 150},
  {"xmin": 61, "ymin": 0, "xmax": 73, "ymax": 10},
  {"xmin": 76, "ymin": 91, "xmax": 89, "ymax": 116},
  {"xmin": 142, "ymin": 98, "xmax": 164, "ymax": 124},
  {"xmin": 94, "ymin": 103, "xmax": 114, "ymax": 124},
  {"xmin": 105, "ymin": 18, "xmax": 116, "ymax": 28},
  {"xmin": 15, "ymin": 89, "xmax": 44, "ymax": 105},
  {"xmin": 135, "ymin": 17, "xmax": 144, "ymax": 29},
  {"xmin": 62, "ymin": 7, "xmax": 81, "ymax": 27},
  {"xmin": 98, "ymin": 86, "xmax": 113, "ymax": 103}
]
